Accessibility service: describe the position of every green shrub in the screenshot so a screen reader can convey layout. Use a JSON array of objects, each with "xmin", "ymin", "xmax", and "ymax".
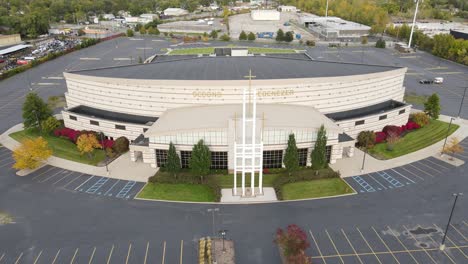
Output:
[
  {"xmin": 41, "ymin": 116, "xmax": 62, "ymax": 134},
  {"xmin": 247, "ymin": 32, "xmax": 256, "ymax": 41},
  {"xmin": 375, "ymin": 39, "xmax": 386, "ymax": 48},
  {"xmin": 239, "ymin": 30, "xmax": 247, "ymax": 40},
  {"xmin": 220, "ymin": 34, "xmax": 230, "ymax": 41},
  {"xmin": 127, "ymin": 29, "xmax": 134, "ymax": 37},
  {"xmin": 411, "ymin": 112, "xmax": 430, "ymax": 127},
  {"xmin": 113, "ymin": 136, "xmax": 129, "ymax": 153}
]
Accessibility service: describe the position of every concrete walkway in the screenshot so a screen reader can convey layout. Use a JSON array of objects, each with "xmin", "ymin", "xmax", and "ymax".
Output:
[
  {"xmin": 0, "ymin": 123, "xmax": 157, "ymax": 182},
  {"xmin": 331, "ymin": 114, "xmax": 468, "ymax": 177}
]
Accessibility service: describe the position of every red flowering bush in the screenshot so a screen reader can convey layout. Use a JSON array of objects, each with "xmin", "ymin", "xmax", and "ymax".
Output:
[
  {"xmin": 100, "ymin": 139, "xmax": 114, "ymax": 149},
  {"xmin": 405, "ymin": 121, "xmax": 420, "ymax": 130},
  {"xmin": 383, "ymin": 125, "xmax": 401, "ymax": 137},
  {"xmin": 375, "ymin": 132, "xmax": 387, "ymax": 143},
  {"xmin": 54, "ymin": 127, "xmax": 80, "ymax": 143},
  {"xmin": 275, "ymin": 224, "xmax": 311, "ymax": 264}
]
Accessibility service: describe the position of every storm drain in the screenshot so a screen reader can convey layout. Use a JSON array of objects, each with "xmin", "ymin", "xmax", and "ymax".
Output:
[{"xmin": 408, "ymin": 226, "xmax": 438, "ymax": 235}]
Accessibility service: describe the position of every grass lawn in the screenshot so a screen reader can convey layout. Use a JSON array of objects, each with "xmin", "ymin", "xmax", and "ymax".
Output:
[
  {"xmin": 369, "ymin": 119, "xmax": 459, "ymax": 159},
  {"xmin": 281, "ymin": 178, "xmax": 355, "ymax": 200},
  {"xmin": 168, "ymin": 47, "xmax": 296, "ymax": 55},
  {"xmin": 404, "ymin": 92, "xmax": 429, "ymax": 106},
  {"xmin": 137, "ymin": 183, "xmax": 216, "ymax": 202},
  {"xmin": 10, "ymin": 129, "xmax": 105, "ymax": 166}
]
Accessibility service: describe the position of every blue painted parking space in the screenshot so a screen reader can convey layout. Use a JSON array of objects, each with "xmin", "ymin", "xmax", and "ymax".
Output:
[
  {"xmin": 116, "ymin": 181, "xmax": 136, "ymax": 199},
  {"xmin": 375, "ymin": 171, "xmax": 405, "ymax": 188},
  {"xmin": 350, "ymin": 176, "xmax": 376, "ymax": 193},
  {"xmin": 85, "ymin": 177, "xmax": 109, "ymax": 194}
]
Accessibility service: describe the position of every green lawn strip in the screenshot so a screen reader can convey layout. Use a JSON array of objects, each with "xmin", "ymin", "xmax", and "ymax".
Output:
[
  {"xmin": 281, "ymin": 178, "xmax": 354, "ymax": 200},
  {"xmin": 404, "ymin": 93, "xmax": 428, "ymax": 106},
  {"xmin": 217, "ymin": 173, "xmax": 279, "ymax": 188},
  {"xmin": 169, "ymin": 47, "xmax": 295, "ymax": 55},
  {"xmin": 369, "ymin": 120, "xmax": 459, "ymax": 159},
  {"xmin": 137, "ymin": 183, "xmax": 216, "ymax": 202},
  {"xmin": 9, "ymin": 129, "xmax": 105, "ymax": 166}
]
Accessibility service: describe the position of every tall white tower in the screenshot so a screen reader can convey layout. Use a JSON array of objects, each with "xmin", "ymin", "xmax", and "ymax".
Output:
[{"xmin": 233, "ymin": 69, "xmax": 264, "ymax": 197}]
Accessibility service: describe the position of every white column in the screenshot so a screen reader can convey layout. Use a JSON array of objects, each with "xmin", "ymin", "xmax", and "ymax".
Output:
[
  {"xmin": 251, "ymin": 85, "xmax": 257, "ymax": 196},
  {"xmin": 242, "ymin": 85, "xmax": 246, "ymax": 196},
  {"xmin": 233, "ymin": 142, "xmax": 237, "ymax": 195},
  {"xmin": 259, "ymin": 142, "xmax": 263, "ymax": 194}
]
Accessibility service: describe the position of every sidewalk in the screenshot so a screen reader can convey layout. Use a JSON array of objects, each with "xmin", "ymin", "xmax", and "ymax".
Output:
[
  {"xmin": 331, "ymin": 114, "xmax": 468, "ymax": 177},
  {"xmin": 0, "ymin": 123, "xmax": 157, "ymax": 182}
]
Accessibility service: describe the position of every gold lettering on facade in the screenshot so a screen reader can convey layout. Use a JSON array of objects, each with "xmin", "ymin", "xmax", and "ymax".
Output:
[
  {"xmin": 192, "ymin": 91, "xmax": 223, "ymax": 98},
  {"xmin": 257, "ymin": 89, "xmax": 294, "ymax": 97}
]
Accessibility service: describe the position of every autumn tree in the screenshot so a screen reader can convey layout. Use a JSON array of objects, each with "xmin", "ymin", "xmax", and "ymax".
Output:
[
  {"xmin": 13, "ymin": 137, "xmax": 52, "ymax": 170},
  {"xmin": 41, "ymin": 116, "xmax": 61, "ymax": 135},
  {"xmin": 76, "ymin": 134, "xmax": 101, "ymax": 159},
  {"xmin": 442, "ymin": 137, "xmax": 464, "ymax": 160}
]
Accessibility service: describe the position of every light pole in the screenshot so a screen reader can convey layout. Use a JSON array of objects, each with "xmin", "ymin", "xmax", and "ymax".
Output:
[
  {"xmin": 408, "ymin": 0, "xmax": 422, "ymax": 49},
  {"xmin": 360, "ymin": 147, "xmax": 367, "ymax": 173},
  {"xmin": 457, "ymin": 86, "xmax": 467, "ymax": 118},
  {"xmin": 441, "ymin": 117, "xmax": 455, "ymax": 156},
  {"xmin": 440, "ymin": 193, "xmax": 463, "ymax": 250},
  {"xmin": 100, "ymin": 132, "xmax": 109, "ymax": 174},
  {"xmin": 207, "ymin": 208, "xmax": 219, "ymax": 236},
  {"xmin": 218, "ymin": 229, "xmax": 228, "ymax": 252}
]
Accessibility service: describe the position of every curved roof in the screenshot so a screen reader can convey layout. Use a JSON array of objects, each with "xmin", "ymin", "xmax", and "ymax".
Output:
[{"xmin": 70, "ymin": 54, "xmax": 401, "ymax": 81}]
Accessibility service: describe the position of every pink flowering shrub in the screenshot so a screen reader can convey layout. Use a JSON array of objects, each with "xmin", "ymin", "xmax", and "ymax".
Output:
[
  {"xmin": 275, "ymin": 224, "xmax": 311, "ymax": 264},
  {"xmin": 54, "ymin": 127, "xmax": 80, "ymax": 143},
  {"xmin": 375, "ymin": 132, "xmax": 387, "ymax": 143}
]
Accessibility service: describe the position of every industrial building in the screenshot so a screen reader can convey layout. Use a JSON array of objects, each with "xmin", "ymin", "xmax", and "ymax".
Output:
[
  {"xmin": 300, "ymin": 15, "xmax": 370, "ymax": 41},
  {"xmin": 157, "ymin": 19, "xmax": 223, "ymax": 34},
  {"xmin": 61, "ymin": 49, "xmax": 410, "ymax": 170},
  {"xmin": 0, "ymin": 34, "xmax": 22, "ymax": 48},
  {"xmin": 163, "ymin": 8, "xmax": 189, "ymax": 17},
  {"xmin": 251, "ymin": 10, "xmax": 280, "ymax": 21}
]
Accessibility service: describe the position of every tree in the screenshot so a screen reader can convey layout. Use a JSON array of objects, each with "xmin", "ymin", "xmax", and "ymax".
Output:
[
  {"xmin": 284, "ymin": 31, "xmax": 294, "ymax": 42},
  {"xmin": 76, "ymin": 134, "xmax": 101, "ymax": 159},
  {"xmin": 113, "ymin": 136, "xmax": 129, "ymax": 154},
  {"xmin": 411, "ymin": 112, "xmax": 430, "ymax": 127},
  {"xmin": 442, "ymin": 137, "xmax": 464, "ymax": 160},
  {"xmin": 41, "ymin": 116, "xmax": 61, "ymax": 135},
  {"xmin": 275, "ymin": 224, "xmax": 311, "ymax": 264},
  {"xmin": 361, "ymin": 36, "xmax": 368, "ymax": 45},
  {"xmin": 239, "ymin": 30, "xmax": 247, "ymax": 41},
  {"xmin": 209, "ymin": 30, "xmax": 218, "ymax": 39},
  {"xmin": 189, "ymin": 139, "xmax": 211, "ymax": 182},
  {"xmin": 311, "ymin": 125, "xmax": 328, "ymax": 170},
  {"xmin": 139, "ymin": 27, "xmax": 146, "ymax": 35},
  {"xmin": 424, "ymin": 93, "xmax": 441, "ymax": 119},
  {"xmin": 247, "ymin": 32, "xmax": 256, "ymax": 41},
  {"xmin": 375, "ymin": 38, "xmax": 386, "ymax": 48},
  {"xmin": 276, "ymin": 29, "xmax": 285, "ymax": 42},
  {"xmin": 220, "ymin": 33, "xmax": 230, "ymax": 41},
  {"xmin": 22, "ymin": 92, "xmax": 53, "ymax": 131},
  {"xmin": 134, "ymin": 23, "xmax": 142, "ymax": 31},
  {"xmin": 126, "ymin": 29, "xmax": 134, "ymax": 37},
  {"xmin": 166, "ymin": 142, "xmax": 181, "ymax": 178},
  {"xmin": 147, "ymin": 27, "xmax": 160, "ymax": 35},
  {"xmin": 13, "ymin": 137, "xmax": 52, "ymax": 170},
  {"xmin": 357, "ymin": 131, "xmax": 376, "ymax": 149},
  {"xmin": 284, "ymin": 134, "xmax": 299, "ymax": 175}
]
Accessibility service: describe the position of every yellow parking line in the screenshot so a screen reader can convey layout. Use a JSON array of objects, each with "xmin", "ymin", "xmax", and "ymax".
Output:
[
  {"xmin": 125, "ymin": 243, "xmax": 132, "ymax": 264},
  {"xmin": 179, "ymin": 240, "xmax": 184, "ymax": 264},
  {"xmin": 422, "ymin": 225, "xmax": 456, "ymax": 264},
  {"xmin": 162, "ymin": 241, "xmax": 166, "ymax": 264},
  {"xmin": 450, "ymin": 224, "xmax": 468, "ymax": 241},
  {"xmin": 325, "ymin": 230, "xmax": 344, "ymax": 264},
  {"xmin": 403, "ymin": 225, "xmax": 437, "ymax": 264},
  {"xmin": 308, "ymin": 230, "xmax": 326, "ymax": 264},
  {"xmin": 33, "ymin": 250, "xmax": 43, "ymax": 264},
  {"xmin": 387, "ymin": 227, "xmax": 419, "ymax": 264},
  {"xmin": 106, "ymin": 245, "xmax": 114, "ymax": 264},
  {"xmin": 341, "ymin": 229, "xmax": 364, "ymax": 264},
  {"xmin": 433, "ymin": 224, "xmax": 468, "ymax": 259},
  {"xmin": 88, "ymin": 247, "xmax": 96, "ymax": 264},
  {"xmin": 356, "ymin": 227, "xmax": 383, "ymax": 264},
  {"xmin": 51, "ymin": 249, "xmax": 61, "ymax": 264},
  {"xmin": 14, "ymin": 252, "xmax": 23, "ymax": 264},
  {"xmin": 144, "ymin": 242, "xmax": 150, "ymax": 264},
  {"xmin": 70, "ymin": 248, "xmax": 79, "ymax": 264},
  {"xmin": 371, "ymin": 227, "xmax": 400, "ymax": 264}
]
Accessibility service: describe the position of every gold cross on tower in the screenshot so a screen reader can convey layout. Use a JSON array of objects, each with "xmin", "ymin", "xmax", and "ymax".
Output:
[{"xmin": 243, "ymin": 69, "xmax": 256, "ymax": 116}]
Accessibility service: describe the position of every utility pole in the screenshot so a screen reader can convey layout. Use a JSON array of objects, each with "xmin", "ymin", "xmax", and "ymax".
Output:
[
  {"xmin": 441, "ymin": 117, "xmax": 455, "ymax": 156},
  {"xmin": 325, "ymin": 0, "xmax": 329, "ymax": 17},
  {"xmin": 100, "ymin": 132, "xmax": 109, "ymax": 174},
  {"xmin": 457, "ymin": 86, "xmax": 467, "ymax": 118},
  {"xmin": 440, "ymin": 193, "xmax": 463, "ymax": 250},
  {"xmin": 360, "ymin": 147, "xmax": 367, "ymax": 173}
]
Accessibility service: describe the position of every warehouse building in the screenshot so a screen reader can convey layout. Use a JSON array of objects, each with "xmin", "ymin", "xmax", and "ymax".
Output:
[
  {"xmin": 300, "ymin": 16, "xmax": 370, "ymax": 41},
  {"xmin": 62, "ymin": 50, "xmax": 410, "ymax": 170}
]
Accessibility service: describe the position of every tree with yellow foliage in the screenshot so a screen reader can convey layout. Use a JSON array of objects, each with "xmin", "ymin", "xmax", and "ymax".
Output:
[
  {"xmin": 13, "ymin": 137, "xmax": 52, "ymax": 170},
  {"xmin": 76, "ymin": 133, "xmax": 101, "ymax": 159},
  {"xmin": 442, "ymin": 137, "xmax": 464, "ymax": 160}
]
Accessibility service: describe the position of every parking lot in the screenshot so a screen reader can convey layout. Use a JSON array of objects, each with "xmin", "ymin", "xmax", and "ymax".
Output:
[
  {"xmin": 0, "ymin": 147, "xmax": 144, "ymax": 200},
  {"xmin": 0, "ymin": 239, "xmax": 189, "ymax": 264},
  {"xmin": 308, "ymin": 221, "xmax": 468, "ymax": 264}
]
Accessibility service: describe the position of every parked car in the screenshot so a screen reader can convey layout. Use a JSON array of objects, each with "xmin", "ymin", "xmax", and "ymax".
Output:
[
  {"xmin": 419, "ymin": 79, "xmax": 433, "ymax": 84},
  {"xmin": 434, "ymin": 77, "xmax": 444, "ymax": 84}
]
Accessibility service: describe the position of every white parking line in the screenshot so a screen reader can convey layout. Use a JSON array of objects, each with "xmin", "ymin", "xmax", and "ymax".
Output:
[
  {"xmin": 425, "ymin": 158, "xmax": 451, "ymax": 170},
  {"xmin": 399, "ymin": 167, "xmax": 424, "ymax": 181},
  {"xmin": 62, "ymin": 173, "xmax": 85, "ymax": 188},
  {"xmin": 31, "ymin": 82, "xmax": 60, "ymax": 86},
  {"xmin": 0, "ymin": 160, "xmax": 14, "ymax": 168},
  {"xmin": 37, "ymin": 170, "xmax": 67, "ymax": 183},
  {"xmin": 113, "ymin": 58, "xmax": 131, "ymax": 61},
  {"xmin": 416, "ymin": 161, "xmax": 442, "ymax": 174},
  {"xmin": 367, "ymin": 173, "xmax": 388, "ymax": 190},
  {"xmin": 74, "ymin": 176, "xmax": 95, "ymax": 191},
  {"xmin": 53, "ymin": 171, "xmax": 75, "ymax": 185},
  {"xmin": 129, "ymin": 38, "xmax": 143, "ymax": 41},
  {"xmin": 407, "ymin": 164, "xmax": 434, "ymax": 178},
  {"xmin": 390, "ymin": 169, "xmax": 416, "ymax": 184},
  {"xmin": 79, "ymin": 57, "xmax": 101, "ymax": 60},
  {"xmin": 42, "ymin": 76, "xmax": 64, "ymax": 80}
]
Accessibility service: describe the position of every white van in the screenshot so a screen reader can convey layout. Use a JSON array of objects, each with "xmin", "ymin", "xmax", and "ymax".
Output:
[{"xmin": 434, "ymin": 77, "xmax": 444, "ymax": 84}]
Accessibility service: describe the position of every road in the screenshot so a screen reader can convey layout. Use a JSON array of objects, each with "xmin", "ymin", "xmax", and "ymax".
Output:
[{"xmin": 0, "ymin": 36, "xmax": 467, "ymax": 263}]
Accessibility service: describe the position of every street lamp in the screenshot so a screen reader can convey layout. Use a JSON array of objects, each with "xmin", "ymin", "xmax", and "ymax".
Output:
[
  {"xmin": 218, "ymin": 229, "xmax": 228, "ymax": 252},
  {"xmin": 441, "ymin": 117, "xmax": 455, "ymax": 156},
  {"xmin": 100, "ymin": 132, "xmax": 109, "ymax": 174},
  {"xmin": 207, "ymin": 208, "xmax": 219, "ymax": 236},
  {"xmin": 408, "ymin": 0, "xmax": 423, "ymax": 50},
  {"xmin": 360, "ymin": 147, "xmax": 367, "ymax": 173},
  {"xmin": 457, "ymin": 86, "xmax": 467, "ymax": 118},
  {"xmin": 440, "ymin": 193, "xmax": 463, "ymax": 250}
]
